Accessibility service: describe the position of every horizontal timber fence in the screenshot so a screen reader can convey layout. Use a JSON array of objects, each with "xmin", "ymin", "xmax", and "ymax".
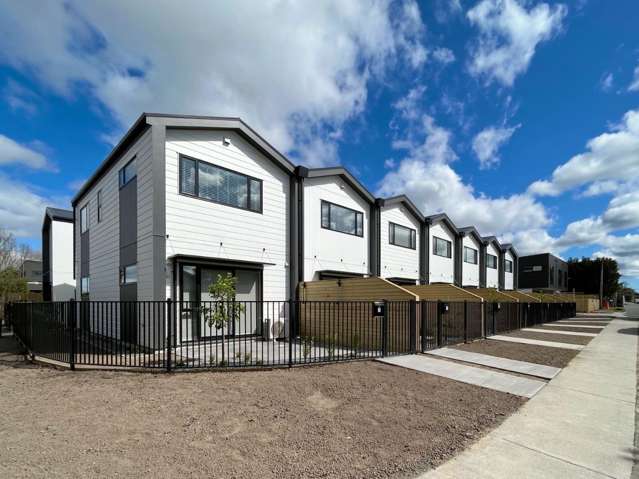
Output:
[{"xmin": 5, "ymin": 299, "xmax": 576, "ymax": 371}]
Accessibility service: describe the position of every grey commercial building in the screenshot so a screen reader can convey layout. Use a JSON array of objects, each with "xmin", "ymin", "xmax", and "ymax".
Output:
[{"xmin": 518, "ymin": 253, "xmax": 568, "ymax": 292}]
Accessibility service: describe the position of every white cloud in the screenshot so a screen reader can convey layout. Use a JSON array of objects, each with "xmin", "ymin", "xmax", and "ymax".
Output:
[
  {"xmin": 392, "ymin": 85, "xmax": 427, "ymax": 121},
  {"xmin": 0, "ymin": 134, "xmax": 52, "ymax": 170},
  {"xmin": 601, "ymin": 191, "xmax": 639, "ymax": 230},
  {"xmin": 0, "ymin": 175, "xmax": 54, "ymax": 237},
  {"xmin": 380, "ymin": 111, "xmax": 549, "ymax": 237},
  {"xmin": 384, "ymin": 158, "xmax": 396, "ymax": 169},
  {"xmin": 434, "ymin": 0, "xmax": 463, "ymax": 23},
  {"xmin": 528, "ymin": 109, "xmax": 639, "ymax": 196},
  {"xmin": 579, "ymin": 180, "xmax": 619, "ymax": 198},
  {"xmin": 4, "ymin": 79, "xmax": 38, "ymax": 115},
  {"xmin": 467, "ymin": 0, "xmax": 567, "ymax": 86},
  {"xmin": 471, "ymin": 124, "xmax": 520, "ymax": 169},
  {"xmin": 0, "ymin": 0, "xmax": 427, "ymax": 167},
  {"xmin": 432, "ymin": 47, "xmax": 456, "ymax": 64},
  {"xmin": 629, "ymin": 65, "xmax": 639, "ymax": 92},
  {"xmin": 600, "ymin": 72, "xmax": 614, "ymax": 92}
]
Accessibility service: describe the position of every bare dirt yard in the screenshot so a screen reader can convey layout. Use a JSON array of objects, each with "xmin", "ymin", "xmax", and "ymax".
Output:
[
  {"xmin": 0, "ymin": 337, "xmax": 524, "ymax": 479},
  {"xmin": 451, "ymin": 338, "xmax": 580, "ymax": 368},
  {"xmin": 504, "ymin": 330, "xmax": 593, "ymax": 345}
]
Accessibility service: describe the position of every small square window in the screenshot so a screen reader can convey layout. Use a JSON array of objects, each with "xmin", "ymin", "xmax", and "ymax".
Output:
[
  {"xmin": 119, "ymin": 158, "xmax": 137, "ymax": 188},
  {"xmin": 80, "ymin": 205, "xmax": 89, "ymax": 233}
]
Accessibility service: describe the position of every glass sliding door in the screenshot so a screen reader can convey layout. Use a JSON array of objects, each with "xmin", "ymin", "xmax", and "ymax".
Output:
[
  {"xmin": 178, "ymin": 262, "xmax": 261, "ymax": 341},
  {"xmin": 235, "ymin": 269, "xmax": 260, "ymax": 335},
  {"xmin": 180, "ymin": 265, "xmax": 198, "ymax": 342}
]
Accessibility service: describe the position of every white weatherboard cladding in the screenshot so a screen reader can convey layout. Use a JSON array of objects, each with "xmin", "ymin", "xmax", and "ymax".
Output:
[
  {"xmin": 504, "ymin": 250, "xmax": 514, "ymax": 290},
  {"xmin": 74, "ymin": 128, "xmax": 153, "ymax": 337},
  {"xmin": 303, "ymin": 176, "xmax": 369, "ymax": 281},
  {"xmin": 429, "ymin": 221, "xmax": 455, "ymax": 284},
  {"xmin": 380, "ymin": 205, "xmax": 419, "ymax": 282},
  {"xmin": 51, "ymin": 220, "xmax": 75, "ymax": 300},
  {"xmin": 486, "ymin": 242, "xmax": 500, "ymax": 288},
  {"xmin": 461, "ymin": 234, "xmax": 480, "ymax": 287},
  {"xmin": 165, "ymin": 129, "xmax": 290, "ymax": 301}
]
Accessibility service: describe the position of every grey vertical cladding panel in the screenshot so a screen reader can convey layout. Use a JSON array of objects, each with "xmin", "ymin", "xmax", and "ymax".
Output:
[
  {"xmin": 419, "ymin": 222, "xmax": 427, "ymax": 284},
  {"xmin": 454, "ymin": 235, "xmax": 462, "ymax": 286},
  {"xmin": 498, "ymin": 252, "xmax": 505, "ymax": 289},
  {"xmin": 151, "ymin": 123, "xmax": 166, "ymax": 301},
  {"xmin": 42, "ymin": 220, "xmax": 52, "ymax": 301},
  {"xmin": 119, "ymin": 177, "xmax": 138, "ymax": 250},
  {"xmin": 479, "ymin": 243, "xmax": 486, "ymax": 288},
  {"xmin": 80, "ymin": 232, "xmax": 90, "ymax": 277},
  {"xmin": 369, "ymin": 201, "xmax": 381, "ymax": 277},
  {"xmin": 119, "ymin": 176, "xmax": 137, "ymax": 301},
  {"xmin": 288, "ymin": 174, "xmax": 300, "ymax": 300}
]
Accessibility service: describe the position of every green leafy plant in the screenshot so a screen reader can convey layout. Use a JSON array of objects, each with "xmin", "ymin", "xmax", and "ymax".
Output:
[
  {"xmin": 244, "ymin": 352, "xmax": 252, "ymax": 365},
  {"xmin": 201, "ymin": 273, "xmax": 245, "ymax": 364}
]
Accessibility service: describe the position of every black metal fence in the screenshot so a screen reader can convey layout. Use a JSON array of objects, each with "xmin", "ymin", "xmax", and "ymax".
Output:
[{"xmin": 6, "ymin": 299, "xmax": 576, "ymax": 371}]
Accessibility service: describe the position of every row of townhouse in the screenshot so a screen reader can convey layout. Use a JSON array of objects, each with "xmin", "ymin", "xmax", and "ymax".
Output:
[{"xmin": 70, "ymin": 113, "xmax": 518, "ymax": 308}]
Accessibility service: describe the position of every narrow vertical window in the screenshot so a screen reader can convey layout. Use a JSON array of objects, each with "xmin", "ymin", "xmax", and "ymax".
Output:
[
  {"xmin": 80, "ymin": 205, "xmax": 89, "ymax": 233},
  {"xmin": 97, "ymin": 190, "xmax": 102, "ymax": 223}
]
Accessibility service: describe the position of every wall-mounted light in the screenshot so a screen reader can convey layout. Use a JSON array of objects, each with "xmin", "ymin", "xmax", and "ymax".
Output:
[{"xmin": 223, "ymin": 137, "xmax": 231, "ymax": 146}]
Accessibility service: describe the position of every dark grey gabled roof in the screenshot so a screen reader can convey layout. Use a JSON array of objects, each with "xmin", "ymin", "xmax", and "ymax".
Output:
[
  {"xmin": 378, "ymin": 195, "xmax": 425, "ymax": 223},
  {"xmin": 298, "ymin": 166, "xmax": 375, "ymax": 204},
  {"xmin": 458, "ymin": 226, "xmax": 483, "ymax": 244},
  {"xmin": 72, "ymin": 113, "xmax": 296, "ymax": 206},
  {"xmin": 500, "ymin": 243, "xmax": 519, "ymax": 258},
  {"xmin": 482, "ymin": 235, "xmax": 502, "ymax": 250},
  {"xmin": 425, "ymin": 213, "xmax": 459, "ymax": 236},
  {"xmin": 44, "ymin": 207, "xmax": 73, "ymax": 223}
]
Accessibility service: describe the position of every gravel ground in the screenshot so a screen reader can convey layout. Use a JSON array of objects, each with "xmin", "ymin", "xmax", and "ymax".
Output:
[
  {"xmin": 451, "ymin": 339, "xmax": 580, "ymax": 368},
  {"xmin": 505, "ymin": 330, "xmax": 593, "ymax": 345},
  {"xmin": 0, "ymin": 336, "xmax": 524, "ymax": 479},
  {"xmin": 535, "ymin": 325, "xmax": 603, "ymax": 334}
]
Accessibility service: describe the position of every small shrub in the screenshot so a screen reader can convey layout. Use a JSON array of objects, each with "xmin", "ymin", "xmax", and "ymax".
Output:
[
  {"xmin": 244, "ymin": 352, "xmax": 252, "ymax": 365},
  {"xmin": 302, "ymin": 336, "xmax": 314, "ymax": 359},
  {"xmin": 326, "ymin": 334, "xmax": 337, "ymax": 360},
  {"xmin": 350, "ymin": 333, "xmax": 360, "ymax": 357}
]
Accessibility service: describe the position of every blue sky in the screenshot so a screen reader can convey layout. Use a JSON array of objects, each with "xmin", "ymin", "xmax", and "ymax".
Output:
[{"xmin": 0, "ymin": 0, "xmax": 638, "ymax": 288}]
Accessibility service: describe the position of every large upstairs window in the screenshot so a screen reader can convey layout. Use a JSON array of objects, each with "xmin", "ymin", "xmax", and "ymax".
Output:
[
  {"xmin": 486, "ymin": 253, "xmax": 497, "ymax": 269},
  {"xmin": 433, "ymin": 236, "xmax": 452, "ymax": 258},
  {"xmin": 118, "ymin": 158, "xmax": 137, "ymax": 188},
  {"xmin": 321, "ymin": 200, "xmax": 364, "ymax": 237},
  {"xmin": 389, "ymin": 222, "xmax": 416, "ymax": 249},
  {"xmin": 505, "ymin": 259, "xmax": 513, "ymax": 273},
  {"xmin": 179, "ymin": 155, "xmax": 262, "ymax": 213},
  {"xmin": 464, "ymin": 246, "xmax": 478, "ymax": 264}
]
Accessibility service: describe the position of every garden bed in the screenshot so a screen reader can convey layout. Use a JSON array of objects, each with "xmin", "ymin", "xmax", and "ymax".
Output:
[
  {"xmin": 0, "ymin": 337, "xmax": 523, "ymax": 479},
  {"xmin": 451, "ymin": 338, "xmax": 580, "ymax": 368},
  {"xmin": 505, "ymin": 330, "xmax": 593, "ymax": 345}
]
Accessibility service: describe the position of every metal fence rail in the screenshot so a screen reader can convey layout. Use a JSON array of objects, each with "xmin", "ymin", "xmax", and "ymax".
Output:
[{"xmin": 6, "ymin": 299, "xmax": 577, "ymax": 371}]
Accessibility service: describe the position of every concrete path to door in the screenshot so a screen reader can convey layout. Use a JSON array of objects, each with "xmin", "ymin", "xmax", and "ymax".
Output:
[
  {"xmin": 427, "ymin": 347, "xmax": 560, "ymax": 380},
  {"xmin": 378, "ymin": 355, "xmax": 546, "ymax": 398},
  {"xmin": 521, "ymin": 328, "xmax": 598, "ymax": 338},
  {"xmin": 417, "ymin": 308, "xmax": 638, "ymax": 479},
  {"xmin": 490, "ymin": 335, "xmax": 584, "ymax": 350}
]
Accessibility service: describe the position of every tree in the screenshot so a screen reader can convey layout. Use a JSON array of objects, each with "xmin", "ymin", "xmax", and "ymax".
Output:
[
  {"xmin": 0, "ymin": 228, "xmax": 38, "ymax": 271},
  {"xmin": 0, "ymin": 267, "xmax": 28, "ymax": 303},
  {"xmin": 567, "ymin": 257, "xmax": 621, "ymax": 299},
  {"xmin": 201, "ymin": 273, "xmax": 245, "ymax": 365}
]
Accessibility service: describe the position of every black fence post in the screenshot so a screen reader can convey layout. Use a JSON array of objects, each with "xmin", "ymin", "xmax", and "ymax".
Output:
[
  {"xmin": 436, "ymin": 300, "xmax": 443, "ymax": 348},
  {"xmin": 463, "ymin": 300, "xmax": 468, "ymax": 343},
  {"xmin": 381, "ymin": 300, "xmax": 389, "ymax": 357},
  {"xmin": 69, "ymin": 299, "xmax": 76, "ymax": 371},
  {"xmin": 166, "ymin": 298, "xmax": 172, "ymax": 372},
  {"xmin": 409, "ymin": 300, "xmax": 417, "ymax": 353},
  {"xmin": 482, "ymin": 301, "xmax": 487, "ymax": 338},
  {"xmin": 288, "ymin": 298, "xmax": 294, "ymax": 368},
  {"xmin": 420, "ymin": 300, "xmax": 427, "ymax": 352}
]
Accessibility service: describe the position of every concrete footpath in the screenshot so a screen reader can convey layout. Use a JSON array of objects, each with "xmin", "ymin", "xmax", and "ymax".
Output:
[{"xmin": 418, "ymin": 309, "xmax": 638, "ymax": 479}]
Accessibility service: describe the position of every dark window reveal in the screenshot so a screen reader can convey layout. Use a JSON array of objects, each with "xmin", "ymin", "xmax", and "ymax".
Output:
[
  {"xmin": 118, "ymin": 158, "xmax": 137, "ymax": 188},
  {"xmin": 321, "ymin": 200, "xmax": 364, "ymax": 237},
  {"xmin": 486, "ymin": 253, "xmax": 497, "ymax": 269},
  {"xmin": 80, "ymin": 205, "xmax": 89, "ymax": 233},
  {"xmin": 505, "ymin": 259, "xmax": 513, "ymax": 273},
  {"xmin": 179, "ymin": 155, "xmax": 262, "ymax": 213},
  {"xmin": 464, "ymin": 246, "xmax": 478, "ymax": 264},
  {"xmin": 433, "ymin": 236, "xmax": 452, "ymax": 258},
  {"xmin": 389, "ymin": 222, "xmax": 416, "ymax": 249}
]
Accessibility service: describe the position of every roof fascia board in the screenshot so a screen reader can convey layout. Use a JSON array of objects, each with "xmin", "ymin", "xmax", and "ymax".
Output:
[
  {"xmin": 302, "ymin": 167, "xmax": 375, "ymax": 204},
  {"xmin": 380, "ymin": 195, "xmax": 425, "ymax": 223}
]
